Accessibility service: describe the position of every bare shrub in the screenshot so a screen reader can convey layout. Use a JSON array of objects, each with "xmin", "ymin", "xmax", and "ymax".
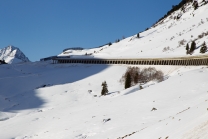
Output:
[
  {"xmin": 198, "ymin": 23, "xmax": 201, "ymax": 26},
  {"xmin": 140, "ymin": 67, "xmax": 164, "ymax": 83},
  {"xmin": 197, "ymin": 31, "xmax": 208, "ymax": 39},
  {"xmin": 121, "ymin": 67, "xmax": 164, "ymax": 88},
  {"xmin": 178, "ymin": 39, "xmax": 187, "ymax": 46},
  {"xmin": 163, "ymin": 46, "xmax": 170, "ymax": 52},
  {"xmin": 120, "ymin": 67, "xmax": 140, "ymax": 86},
  {"xmin": 170, "ymin": 36, "xmax": 175, "ymax": 40},
  {"xmin": 198, "ymin": 34, "xmax": 204, "ymax": 39}
]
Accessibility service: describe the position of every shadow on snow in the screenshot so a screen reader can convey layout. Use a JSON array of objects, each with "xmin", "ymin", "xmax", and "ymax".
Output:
[{"xmin": 0, "ymin": 63, "xmax": 109, "ymax": 112}]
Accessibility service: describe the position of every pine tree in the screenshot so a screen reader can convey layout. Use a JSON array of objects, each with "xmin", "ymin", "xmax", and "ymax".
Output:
[
  {"xmin": 190, "ymin": 41, "xmax": 196, "ymax": 54},
  {"xmin": 137, "ymin": 33, "xmax": 140, "ymax": 38},
  {"xmin": 186, "ymin": 43, "xmax": 189, "ymax": 50},
  {"xmin": 101, "ymin": 81, "xmax": 108, "ymax": 96},
  {"xmin": 125, "ymin": 72, "xmax": 131, "ymax": 89},
  {"xmin": 200, "ymin": 41, "xmax": 207, "ymax": 53},
  {"xmin": 186, "ymin": 43, "xmax": 190, "ymax": 54}
]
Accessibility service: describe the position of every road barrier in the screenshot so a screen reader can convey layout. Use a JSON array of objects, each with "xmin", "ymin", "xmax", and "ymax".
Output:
[{"xmin": 52, "ymin": 55, "xmax": 208, "ymax": 66}]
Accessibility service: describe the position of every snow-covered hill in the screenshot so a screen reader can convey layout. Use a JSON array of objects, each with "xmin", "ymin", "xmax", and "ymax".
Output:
[
  {"xmin": 0, "ymin": 62, "xmax": 207, "ymax": 139},
  {"xmin": 0, "ymin": 45, "xmax": 30, "ymax": 64},
  {"xmin": 1, "ymin": 1, "xmax": 208, "ymax": 139},
  {"xmin": 59, "ymin": 0, "xmax": 208, "ymax": 59}
]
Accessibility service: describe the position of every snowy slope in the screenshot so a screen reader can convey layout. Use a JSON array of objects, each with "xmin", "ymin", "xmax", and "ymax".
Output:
[
  {"xmin": 0, "ymin": 63, "xmax": 207, "ymax": 139},
  {"xmin": 59, "ymin": 0, "xmax": 208, "ymax": 59},
  {"xmin": 0, "ymin": 45, "xmax": 30, "ymax": 64},
  {"xmin": 1, "ymin": 1, "xmax": 208, "ymax": 139}
]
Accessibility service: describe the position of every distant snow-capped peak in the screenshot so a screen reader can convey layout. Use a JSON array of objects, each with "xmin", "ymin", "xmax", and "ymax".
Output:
[{"xmin": 0, "ymin": 45, "xmax": 30, "ymax": 64}]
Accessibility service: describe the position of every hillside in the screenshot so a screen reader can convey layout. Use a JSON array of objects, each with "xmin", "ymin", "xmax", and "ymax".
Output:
[
  {"xmin": 1, "ymin": 1, "xmax": 208, "ymax": 139},
  {"xmin": 59, "ymin": 0, "xmax": 208, "ymax": 59},
  {"xmin": 0, "ymin": 62, "xmax": 207, "ymax": 139}
]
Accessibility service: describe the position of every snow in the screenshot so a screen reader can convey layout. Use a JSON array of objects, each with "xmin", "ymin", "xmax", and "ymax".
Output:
[
  {"xmin": 0, "ymin": 46, "xmax": 30, "ymax": 64},
  {"xmin": 1, "ymin": 1, "xmax": 208, "ymax": 139},
  {"xmin": 59, "ymin": 1, "xmax": 208, "ymax": 59},
  {"xmin": 0, "ymin": 63, "xmax": 208, "ymax": 139}
]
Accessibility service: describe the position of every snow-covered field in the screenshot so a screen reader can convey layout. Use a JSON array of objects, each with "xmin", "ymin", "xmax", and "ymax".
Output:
[
  {"xmin": 0, "ymin": 62, "xmax": 208, "ymax": 139},
  {"xmin": 1, "ymin": 1, "xmax": 208, "ymax": 139}
]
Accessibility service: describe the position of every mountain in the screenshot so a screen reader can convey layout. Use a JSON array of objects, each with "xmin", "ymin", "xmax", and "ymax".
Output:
[
  {"xmin": 0, "ymin": 45, "xmax": 30, "ymax": 64},
  {"xmin": 1, "ymin": 1, "xmax": 208, "ymax": 139}
]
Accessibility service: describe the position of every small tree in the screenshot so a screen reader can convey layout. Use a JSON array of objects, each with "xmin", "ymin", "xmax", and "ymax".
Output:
[
  {"xmin": 200, "ymin": 41, "xmax": 207, "ymax": 53},
  {"xmin": 125, "ymin": 72, "xmax": 131, "ymax": 89},
  {"xmin": 190, "ymin": 41, "xmax": 196, "ymax": 54},
  {"xmin": 186, "ymin": 43, "xmax": 190, "ymax": 54},
  {"xmin": 137, "ymin": 33, "xmax": 140, "ymax": 38},
  {"xmin": 101, "ymin": 81, "xmax": 108, "ymax": 96},
  {"xmin": 186, "ymin": 43, "xmax": 189, "ymax": 50},
  {"xmin": 193, "ymin": 1, "xmax": 198, "ymax": 10}
]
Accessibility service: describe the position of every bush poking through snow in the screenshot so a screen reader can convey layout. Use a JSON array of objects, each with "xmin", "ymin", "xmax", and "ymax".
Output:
[
  {"xmin": 121, "ymin": 67, "xmax": 164, "ymax": 89},
  {"xmin": 200, "ymin": 42, "xmax": 207, "ymax": 53},
  {"xmin": 178, "ymin": 39, "xmax": 186, "ymax": 46},
  {"xmin": 198, "ymin": 34, "xmax": 204, "ymax": 39},
  {"xmin": 151, "ymin": 107, "xmax": 157, "ymax": 111},
  {"xmin": 115, "ymin": 39, "xmax": 120, "ymax": 43},
  {"xmin": 101, "ymin": 81, "xmax": 108, "ymax": 96},
  {"xmin": 103, "ymin": 118, "xmax": 111, "ymax": 123},
  {"xmin": 163, "ymin": 46, "xmax": 170, "ymax": 52}
]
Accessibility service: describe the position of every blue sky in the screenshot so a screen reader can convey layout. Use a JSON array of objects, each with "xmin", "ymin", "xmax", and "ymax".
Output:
[{"xmin": 0, "ymin": 0, "xmax": 180, "ymax": 61}]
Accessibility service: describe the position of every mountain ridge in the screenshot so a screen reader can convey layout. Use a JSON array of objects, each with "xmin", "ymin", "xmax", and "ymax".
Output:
[{"xmin": 0, "ymin": 45, "xmax": 30, "ymax": 64}]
